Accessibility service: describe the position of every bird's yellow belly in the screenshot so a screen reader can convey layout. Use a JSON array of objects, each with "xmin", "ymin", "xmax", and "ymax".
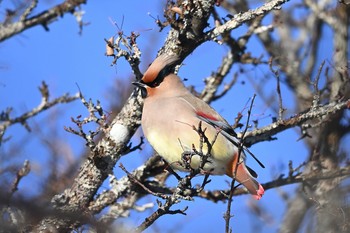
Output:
[{"xmin": 145, "ymin": 127, "xmax": 236, "ymax": 175}]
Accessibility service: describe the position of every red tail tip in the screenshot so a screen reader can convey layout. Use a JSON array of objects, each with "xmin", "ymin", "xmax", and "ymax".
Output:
[{"xmin": 252, "ymin": 184, "xmax": 265, "ymax": 200}]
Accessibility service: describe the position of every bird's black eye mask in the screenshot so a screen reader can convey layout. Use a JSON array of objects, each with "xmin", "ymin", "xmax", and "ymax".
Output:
[
  {"xmin": 134, "ymin": 62, "xmax": 177, "ymax": 98},
  {"xmin": 146, "ymin": 63, "xmax": 175, "ymax": 88}
]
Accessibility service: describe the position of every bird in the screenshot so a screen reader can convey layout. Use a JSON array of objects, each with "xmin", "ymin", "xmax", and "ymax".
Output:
[{"xmin": 133, "ymin": 53, "xmax": 264, "ymax": 200}]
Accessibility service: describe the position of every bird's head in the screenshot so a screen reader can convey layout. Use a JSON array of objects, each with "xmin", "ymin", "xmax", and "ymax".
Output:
[{"xmin": 133, "ymin": 53, "xmax": 180, "ymax": 98}]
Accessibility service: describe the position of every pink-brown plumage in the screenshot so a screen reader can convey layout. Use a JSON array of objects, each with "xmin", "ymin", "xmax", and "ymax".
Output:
[{"xmin": 136, "ymin": 54, "xmax": 264, "ymax": 200}]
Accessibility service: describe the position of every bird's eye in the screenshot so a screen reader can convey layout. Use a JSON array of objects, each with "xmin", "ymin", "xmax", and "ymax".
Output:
[{"xmin": 150, "ymin": 81, "xmax": 160, "ymax": 87}]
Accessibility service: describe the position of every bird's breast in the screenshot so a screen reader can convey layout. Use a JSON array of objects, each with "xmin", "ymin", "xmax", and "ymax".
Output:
[{"xmin": 142, "ymin": 109, "xmax": 237, "ymax": 174}]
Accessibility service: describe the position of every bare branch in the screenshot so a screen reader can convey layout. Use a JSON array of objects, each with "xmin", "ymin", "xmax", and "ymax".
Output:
[
  {"xmin": 304, "ymin": 0, "xmax": 340, "ymax": 30},
  {"xmin": 119, "ymin": 163, "xmax": 168, "ymax": 200},
  {"xmin": 64, "ymin": 88, "xmax": 109, "ymax": 150},
  {"xmin": 19, "ymin": 0, "xmax": 38, "ymax": 22},
  {"xmin": 0, "ymin": 82, "xmax": 79, "ymax": 144},
  {"xmin": 205, "ymin": 0, "xmax": 289, "ymax": 41},
  {"xmin": 89, "ymin": 155, "xmax": 167, "ymax": 214},
  {"xmin": 244, "ymin": 99, "xmax": 350, "ymax": 145},
  {"xmin": 104, "ymin": 28, "xmax": 142, "ymax": 79},
  {"xmin": 200, "ymin": 50, "xmax": 236, "ymax": 103},
  {"xmin": 9, "ymin": 160, "xmax": 31, "ymax": 200},
  {"xmin": 0, "ymin": 0, "xmax": 87, "ymax": 42},
  {"xmin": 196, "ymin": 164, "xmax": 350, "ymax": 202}
]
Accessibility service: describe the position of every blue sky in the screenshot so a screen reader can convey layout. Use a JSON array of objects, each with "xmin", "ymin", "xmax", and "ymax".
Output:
[{"xmin": 0, "ymin": 1, "xmax": 315, "ymax": 232}]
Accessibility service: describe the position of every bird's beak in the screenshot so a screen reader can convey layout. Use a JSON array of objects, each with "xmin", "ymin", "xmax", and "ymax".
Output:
[
  {"xmin": 132, "ymin": 81, "xmax": 147, "ymax": 88},
  {"xmin": 132, "ymin": 80, "xmax": 148, "ymax": 98}
]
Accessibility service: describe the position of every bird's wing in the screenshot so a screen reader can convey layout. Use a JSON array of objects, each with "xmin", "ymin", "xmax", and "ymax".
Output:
[
  {"xmin": 195, "ymin": 105, "xmax": 265, "ymax": 169},
  {"xmin": 196, "ymin": 113, "xmax": 238, "ymax": 141}
]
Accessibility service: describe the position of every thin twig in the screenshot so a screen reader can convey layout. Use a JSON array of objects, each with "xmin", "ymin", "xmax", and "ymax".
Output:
[
  {"xmin": 64, "ymin": 86, "xmax": 109, "ymax": 150},
  {"xmin": 225, "ymin": 94, "xmax": 256, "ymax": 233},
  {"xmin": 9, "ymin": 160, "xmax": 31, "ymax": 201},
  {"xmin": 119, "ymin": 163, "xmax": 168, "ymax": 199},
  {"xmin": 269, "ymin": 58, "xmax": 285, "ymax": 120},
  {"xmin": 311, "ymin": 61, "xmax": 325, "ymax": 109},
  {"xmin": 104, "ymin": 24, "xmax": 143, "ymax": 80},
  {"xmin": 0, "ymin": 82, "xmax": 79, "ymax": 144},
  {"xmin": 19, "ymin": 0, "xmax": 38, "ymax": 21}
]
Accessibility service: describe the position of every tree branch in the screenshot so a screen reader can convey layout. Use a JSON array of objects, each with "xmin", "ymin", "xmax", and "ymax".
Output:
[
  {"xmin": 0, "ymin": 0, "xmax": 87, "ymax": 42},
  {"xmin": 196, "ymin": 164, "xmax": 350, "ymax": 202},
  {"xmin": 205, "ymin": 0, "xmax": 289, "ymax": 41},
  {"xmin": 0, "ymin": 82, "xmax": 79, "ymax": 144},
  {"xmin": 244, "ymin": 99, "xmax": 350, "ymax": 145}
]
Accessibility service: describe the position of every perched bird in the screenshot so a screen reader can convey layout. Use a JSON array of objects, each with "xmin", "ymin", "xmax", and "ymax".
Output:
[{"xmin": 134, "ymin": 53, "xmax": 264, "ymax": 200}]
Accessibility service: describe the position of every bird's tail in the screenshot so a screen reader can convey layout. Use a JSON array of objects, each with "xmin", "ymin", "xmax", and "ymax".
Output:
[{"xmin": 226, "ymin": 153, "xmax": 264, "ymax": 200}]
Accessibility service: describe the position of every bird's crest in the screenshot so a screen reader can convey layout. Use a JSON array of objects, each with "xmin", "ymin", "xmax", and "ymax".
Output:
[{"xmin": 142, "ymin": 53, "xmax": 180, "ymax": 85}]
